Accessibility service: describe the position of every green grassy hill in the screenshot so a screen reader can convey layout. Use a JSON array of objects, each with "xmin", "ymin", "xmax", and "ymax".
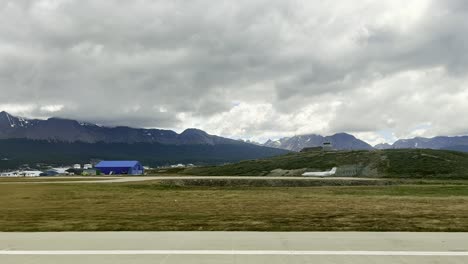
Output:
[{"xmin": 182, "ymin": 149, "xmax": 468, "ymax": 179}]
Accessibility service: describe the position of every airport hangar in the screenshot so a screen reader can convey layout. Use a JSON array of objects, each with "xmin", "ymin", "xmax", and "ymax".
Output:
[{"xmin": 95, "ymin": 161, "xmax": 144, "ymax": 175}]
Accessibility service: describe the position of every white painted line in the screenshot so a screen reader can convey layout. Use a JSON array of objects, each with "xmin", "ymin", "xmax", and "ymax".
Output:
[{"xmin": 1, "ymin": 250, "xmax": 468, "ymax": 256}]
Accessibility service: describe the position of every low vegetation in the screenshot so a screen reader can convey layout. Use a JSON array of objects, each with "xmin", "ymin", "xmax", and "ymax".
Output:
[
  {"xmin": 182, "ymin": 149, "xmax": 468, "ymax": 178},
  {"xmin": 0, "ymin": 180, "xmax": 467, "ymax": 231}
]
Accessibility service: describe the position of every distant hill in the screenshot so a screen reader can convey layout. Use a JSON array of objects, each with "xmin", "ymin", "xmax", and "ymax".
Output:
[
  {"xmin": 183, "ymin": 149, "xmax": 468, "ymax": 179},
  {"xmin": 0, "ymin": 139, "xmax": 288, "ymax": 170},
  {"xmin": 263, "ymin": 133, "xmax": 374, "ymax": 152},
  {"xmin": 444, "ymin": 145, "xmax": 468, "ymax": 153},
  {"xmin": 375, "ymin": 136, "xmax": 468, "ymax": 152}
]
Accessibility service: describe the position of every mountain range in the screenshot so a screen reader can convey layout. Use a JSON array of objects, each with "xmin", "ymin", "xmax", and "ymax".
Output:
[
  {"xmin": 0, "ymin": 111, "xmax": 241, "ymax": 145},
  {"xmin": 0, "ymin": 111, "xmax": 287, "ymax": 169},
  {"xmin": 263, "ymin": 133, "xmax": 374, "ymax": 152},
  {"xmin": 375, "ymin": 136, "xmax": 468, "ymax": 152},
  {"xmin": 263, "ymin": 132, "xmax": 468, "ymax": 153},
  {"xmin": 2, "ymin": 111, "xmax": 468, "ymax": 170}
]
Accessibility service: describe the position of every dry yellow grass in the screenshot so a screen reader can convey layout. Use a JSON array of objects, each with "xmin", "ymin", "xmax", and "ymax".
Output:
[{"xmin": 0, "ymin": 181, "xmax": 467, "ymax": 231}]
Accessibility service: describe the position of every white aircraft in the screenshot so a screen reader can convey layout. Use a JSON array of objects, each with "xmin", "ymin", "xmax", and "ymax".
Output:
[{"xmin": 302, "ymin": 167, "xmax": 337, "ymax": 177}]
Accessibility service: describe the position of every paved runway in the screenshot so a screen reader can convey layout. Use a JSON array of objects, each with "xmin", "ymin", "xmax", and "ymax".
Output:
[
  {"xmin": 0, "ymin": 175, "xmax": 380, "ymax": 184},
  {"xmin": 1, "ymin": 232, "xmax": 467, "ymax": 263}
]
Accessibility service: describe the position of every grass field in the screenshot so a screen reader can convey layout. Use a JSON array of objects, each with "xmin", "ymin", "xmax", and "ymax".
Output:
[{"xmin": 1, "ymin": 180, "xmax": 467, "ymax": 232}]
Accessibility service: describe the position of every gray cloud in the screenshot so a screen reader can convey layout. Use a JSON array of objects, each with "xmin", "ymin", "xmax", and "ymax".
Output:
[{"xmin": 0, "ymin": 0, "xmax": 468, "ymax": 144}]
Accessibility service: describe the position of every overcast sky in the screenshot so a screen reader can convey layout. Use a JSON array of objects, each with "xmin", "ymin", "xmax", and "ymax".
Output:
[{"xmin": 1, "ymin": 0, "xmax": 468, "ymax": 145}]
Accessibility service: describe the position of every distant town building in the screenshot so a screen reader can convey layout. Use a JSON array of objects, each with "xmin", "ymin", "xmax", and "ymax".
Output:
[
  {"xmin": 0, "ymin": 171, "xmax": 18, "ymax": 177},
  {"xmin": 0, "ymin": 170, "xmax": 43, "ymax": 177},
  {"xmin": 73, "ymin": 164, "xmax": 81, "ymax": 169},
  {"xmin": 95, "ymin": 161, "xmax": 144, "ymax": 175},
  {"xmin": 42, "ymin": 170, "xmax": 60, "ymax": 176},
  {"xmin": 83, "ymin": 164, "xmax": 93, "ymax": 169},
  {"xmin": 66, "ymin": 168, "xmax": 82, "ymax": 176},
  {"xmin": 51, "ymin": 168, "xmax": 70, "ymax": 175},
  {"xmin": 22, "ymin": 171, "xmax": 43, "ymax": 177},
  {"xmin": 82, "ymin": 169, "xmax": 98, "ymax": 176}
]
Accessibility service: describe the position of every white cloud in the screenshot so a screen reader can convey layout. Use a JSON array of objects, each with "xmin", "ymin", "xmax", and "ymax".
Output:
[
  {"xmin": 183, "ymin": 100, "xmax": 340, "ymax": 143},
  {"xmin": 0, "ymin": 104, "xmax": 36, "ymax": 116},
  {"xmin": 40, "ymin": 104, "xmax": 64, "ymax": 112},
  {"xmin": 0, "ymin": 0, "xmax": 467, "ymax": 144},
  {"xmin": 354, "ymin": 131, "xmax": 394, "ymax": 146}
]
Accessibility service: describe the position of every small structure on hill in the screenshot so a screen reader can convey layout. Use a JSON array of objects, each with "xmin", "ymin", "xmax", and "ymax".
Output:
[
  {"xmin": 95, "ymin": 161, "xmax": 144, "ymax": 175},
  {"xmin": 322, "ymin": 142, "xmax": 334, "ymax": 151},
  {"xmin": 300, "ymin": 142, "xmax": 335, "ymax": 153},
  {"xmin": 300, "ymin": 146, "xmax": 323, "ymax": 152}
]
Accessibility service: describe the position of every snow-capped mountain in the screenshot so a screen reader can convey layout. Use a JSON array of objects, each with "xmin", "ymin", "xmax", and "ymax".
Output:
[
  {"xmin": 374, "ymin": 136, "xmax": 468, "ymax": 151},
  {"xmin": 0, "ymin": 111, "xmax": 249, "ymax": 145},
  {"xmin": 263, "ymin": 133, "xmax": 374, "ymax": 152}
]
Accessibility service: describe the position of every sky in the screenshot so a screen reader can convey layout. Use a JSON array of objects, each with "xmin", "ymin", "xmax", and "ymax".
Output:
[{"xmin": 1, "ymin": 0, "xmax": 468, "ymax": 145}]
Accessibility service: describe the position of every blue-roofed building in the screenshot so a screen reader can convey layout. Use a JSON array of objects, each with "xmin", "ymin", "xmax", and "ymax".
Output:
[{"xmin": 95, "ymin": 161, "xmax": 144, "ymax": 175}]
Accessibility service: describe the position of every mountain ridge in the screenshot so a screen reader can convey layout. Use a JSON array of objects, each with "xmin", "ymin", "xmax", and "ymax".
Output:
[
  {"xmin": 374, "ymin": 135, "xmax": 468, "ymax": 152},
  {"xmin": 262, "ymin": 132, "xmax": 374, "ymax": 152},
  {"xmin": 0, "ymin": 111, "xmax": 290, "ymax": 168},
  {"xmin": 0, "ymin": 111, "xmax": 242, "ymax": 145},
  {"xmin": 0, "ymin": 138, "xmax": 289, "ymax": 170}
]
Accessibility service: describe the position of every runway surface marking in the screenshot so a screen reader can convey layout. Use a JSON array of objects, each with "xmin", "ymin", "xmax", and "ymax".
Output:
[{"xmin": 2, "ymin": 250, "xmax": 468, "ymax": 256}]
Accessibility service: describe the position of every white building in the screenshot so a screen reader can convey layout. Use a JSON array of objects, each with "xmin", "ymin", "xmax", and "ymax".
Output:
[
  {"xmin": 20, "ymin": 171, "xmax": 43, "ymax": 177},
  {"xmin": 0, "ymin": 171, "xmax": 19, "ymax": 177},
  {"xmin": 0, "ymin": 170, "xmax": 43, "ymax": 177},
  {"xmin": 50, "ymin": 168, "xmax": 72, "ymax": 175},
  {"xmin": 73, "ymin": 164, "xmax": 81, "ymax": 169},
  {"xmin": 83, "ymin": 164, "xmax": 93, "ymax": 169},
  {"xmin": 52, "ymin": 168, "xmax": 69, "ymax": 174}
]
